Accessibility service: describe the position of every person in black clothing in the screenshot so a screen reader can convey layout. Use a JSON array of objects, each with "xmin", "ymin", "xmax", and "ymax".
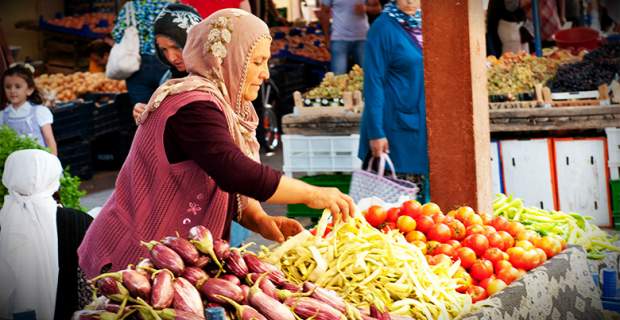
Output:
[{"xmin": 487, "ymin": 0, "xmax": 530, "ymax": 56}]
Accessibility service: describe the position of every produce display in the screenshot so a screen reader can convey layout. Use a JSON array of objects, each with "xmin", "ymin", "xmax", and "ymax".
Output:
[
  {"xmin": 492, "ymin": 194, "xmax": 620, "ymax": 259},
  {"xmin": 270, "ymin": 26, "xmax": 330, "ymax": 62},
  {"xmin": 35, "ymin": 72, "xmax": 126, "ymax": 102},
  {"xmin": 44, "ymin": 13, "xmax": 115, "ymax": 34},
  {"xmin": 304, "ymin": 65, "xmax": 363, "ymax": 102},
  {"xmin": 583, "ymin": 42, "xmax": 620, "ymax": 65},
  {"xmin": 486, "ymin": 49, "xmax": 581, "ymax": 97},
  {"xmin": 74, "ymin": 225, "xmax": 387, "ymax": 320}
]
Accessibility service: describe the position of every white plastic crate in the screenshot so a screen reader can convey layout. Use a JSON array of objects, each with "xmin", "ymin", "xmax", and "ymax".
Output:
[
  {"xmin": 605, "ymin": 128, "xmax": 620, "ymax": 163},
  {"xmin": 554, "ymin": 138, "xmax": 611, "ymax": 227},
  {"xmin": 282, "ymin": 134, "xmax": 362, "ymax": 176},
  {"xmin": 610, "ymin": 161, "xmax": 620, "ymax": 180}
]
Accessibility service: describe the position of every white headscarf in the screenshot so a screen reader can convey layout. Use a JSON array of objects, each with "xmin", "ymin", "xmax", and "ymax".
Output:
[{"xmin": 0, "ymin": 149, "xmax": 62, "ymax": 320}]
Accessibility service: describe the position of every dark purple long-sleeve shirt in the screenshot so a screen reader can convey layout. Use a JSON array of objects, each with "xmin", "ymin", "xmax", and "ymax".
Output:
[{"xmin": 163, "ymin": 100, "xmax": 281, "ymax": 201}]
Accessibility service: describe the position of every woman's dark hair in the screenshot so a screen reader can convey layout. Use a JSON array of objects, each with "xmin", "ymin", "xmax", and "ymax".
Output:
[{"xmin": 1, "ymin": 64, "xmax": 43, "ymax": 107}]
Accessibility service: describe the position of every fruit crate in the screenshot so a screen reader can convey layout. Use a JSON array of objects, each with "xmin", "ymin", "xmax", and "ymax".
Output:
[
  {"xmin": 287, "ymin": 174, "xmax": 352, "ymax": 219},
  {"xmin": 606, "ymin": 128, "xmax": 620, "ymax": 163},
  {"xmin": 281, "ymin": 134, "xmax": 362, "ymax": 177}
]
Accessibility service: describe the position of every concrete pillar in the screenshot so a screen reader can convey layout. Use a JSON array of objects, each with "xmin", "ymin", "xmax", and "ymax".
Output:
[{"xmin": 422, "ymin": 1, "xmax": 492, "ymax": 213}]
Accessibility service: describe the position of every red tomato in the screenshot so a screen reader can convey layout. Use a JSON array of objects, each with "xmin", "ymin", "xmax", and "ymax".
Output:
[
  {"xmin": 443, "ymin": 215, "xmax": 455, "ymax": 224},
  {"xmin": 486, "ymin": 278, "xmax": 507, "ymax": 296},
  {"xmin": 428, "ymin": 254, "xmax": 452, "ymax": 266},
  {"xmin": 478, "ymin": 275, "xmax": 496, "ymax": 290},
  {"xmin": 447, "ymin": 220, "xmax": 466, "ymax": 240},
  {"xmin": 432, "ymin": 212, "xmax": 447, "ymax": 224},
  {"xmin": 405, "ymin": 230, "xmax": 426, "ymax": 243},
  {"xmin": 426, "ymin": 241, "xmax": 441, "ymax": 255},
  {"xmin": 482, "ymin": 225, "xmax": 498, "ymax": 237},
  {"xmin": 463, "ymin": 234, "xmax": 490, "ymax": 257},
  {"xmin": 470, "ymin": 259, "xmax": 494, "ymax": 281},
  {"xmin": 428, "ymin": 223, "xmax": 452, "ymax": 243},
  {"xmin": 446, "ymin": 239, "xmax": 462, "ymax": 249},
  {"xmin": 456, "ymin": 247, "xmax": 477, "ymax": 269},
  {"xmin": 456, "ymin": 206, "xmax": 476, "ymax": 222},
  {"xmin": 415, "ymin": 215, "xmax": 434, "ymax": 233},
  {"xmin": 401, "ymin": 200, "xmax": 422, "ymax": 218},
  {"xmin": 410, "ymin": 240, "xmax": 427, "ymax": 254},
  {"xmin": 466, "ymin": 224, "xmax": 486, "ymax": 236},
  {"xmin": 479, "ymin": 212, "xmax": 494, "ymax": 225},
  {"xmin": 365, "ymin": 205, "xmax": 387, "ymax": 227},
  {"xmin": 507, "ymin": 247, "xmax": 526, "ymax": 269},
  {"xmin": 434, "ymin": 243, "xmax": 456, "ymax": 257},
  {"xmin": 534, "ymin": 248, "xmax": 547, "ymax": 264},
  {"xmin": 385, "ymin": 207, "xmax": 401, "ymax": 223},
  {"xmin": 467, "ymin": 285, "xmax": 488, "ymax": 302},
  {"xmin": 446, "ymin": 210, "xmax": 458, "ymax": 218},
  {"xmin": 515, "ymin": 240, "xmax": 535, "ymax": 250},
  {"xmin": 537, "ymin": 236, "xmax": 562, "ymax": 258},
  {"xmin": 520, "ymin": 249, "xmax": 541, "ymax": 271},
  {"xmin": 496, "ymin": 266, "xmax": 520, "ymax": 285},
  {"xmin": 498, "ymin": 231, "xmax": 515, "ymax": 249},
  {"xmin": 505, "ymin": 221, "xmax": 526, "ymax": 237},
  {"xmin": 483, "ymin": 248, "xmax": 507, "ymax": 264},
  {"xmin": 486, "ymin": 232, "xmax": 505, "ymax": 250},
  {"xmin": 464, "ymin": 214, "xmax": 483, "ymax": 227},
  {"xmin": 494, "ymin": 260, "xmax": 512, "ymax": 273},
  {"xmin": 516, "ymin": 230, "xmax": 540, "ymax": 242},
  {"xmin": 421, "ymin": 202, "xmax": 442, "ymax": 216},
  {"xmin": 397, "ymin": 215, "xmax": 417, "ymax": 233},
  {"xmin": 491, "ymin": 216, "xmax": 510, "ymax": 231},
  {"xmin": 380, "ymin": 222, "xmax": 397, "ymax": 233},
  {"xmin": 454, "ymin": 268, "xmax": 473, "ymax": 293}
]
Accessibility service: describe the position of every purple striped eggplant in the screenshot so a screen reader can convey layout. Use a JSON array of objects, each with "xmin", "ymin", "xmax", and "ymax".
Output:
[
  {"xmin": 240, "ymin": 285, "xmax": 250, "ymax": 304},
  {"xmin": 224, "ymin": 249, "xmax": 248, "ymax": 278},
  {"xmin": 303, "ymin": 282, "xmax": 347, "ymax": 313},
  {"xmin": 172, "ymin": 277, "xmax": 204, "ymax": 317},
  {"xmin": 93, "ymin": 277, "xmax": 130, "ymax": 302},
  {"xmin": 285, "ymin": 297, "xmax": 346, "ymax": 320},
  {"xmin": 243, "ymin": 254, "xmax": 287, "ymax": 285},
  {"xmin": 182, "ymin": 267, "xmax": 208, "ymax": 286},
  {"xmin": 122, "ymin": 269, "xmax": 151, "ymax": 300},
  {"xmin": 197, "ymin": 277, "xmax": 244, "ymax": 304},
  {"xmin": 162, "ymin": 236, "xmax": 200, "ymax": 265},
  {"xmin": 158, "ymin": 309, "xmax": 206, "ymax": 320},
  {"xmin": 213, "ymin": 239, "xmax": 231, "ymax": 261},
  {"xmin": 247, "ymin": 274, "xmax": 296, "ymax": 320},
  {"xmin": 221, "ymin": 274, "xmax": 241, "ymax": 286},
  {"xmin": 141, "ymin": 241, "xmax": 185, "ymax": 276},
  {"xmin": 151, "ymin": 270, "xmax": 175, "ymax": 309},
  {"xmin": 280, "ymin": 282, "xmax": 301, "ymax": 292},
  {"xmin": 215, "ymin": 294, "xmax": 268, "ymax": 320},
  {"xmin": 247, "ymin": 273, "xmax": 278, "ymax": 299},
  {"xmin": 188, "ymin": 225, "xmax": 222, "ymax": 268},
  {"xmin": 136, "ymin": 258, "xmax": 156, "ymax": 276},
  {"xmin": 193, "ymin": 255, "xmax": 210, "ymax": 269},
  {"xmin": 369, "ymin": 305, "xmax": 392, "ymax": 320}
]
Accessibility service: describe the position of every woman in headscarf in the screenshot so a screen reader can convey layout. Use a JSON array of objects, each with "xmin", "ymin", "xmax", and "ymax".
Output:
[
  {"xmin": 0, "ymin": 149, "xmax": 92, "ymax": 320},
  {"xmin": 132, "ymin": 3, "xmax": 202, "ymax": 123},
  {"xmin": 359, "ymin": 0, "xmax": 428, "ymax": 202},
  {"xmin": 79, "ymin": 9, "xmax": 355, "ymax": 279}
]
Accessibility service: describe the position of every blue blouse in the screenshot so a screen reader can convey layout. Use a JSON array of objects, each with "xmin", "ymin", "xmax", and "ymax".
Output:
[
  {"xmin": 112, "ymin": 0, "xmax": 171, "ymax": 55},
  {"xmin": 358, "ymin": 13, "xmax": 428, "ymax": 174}
]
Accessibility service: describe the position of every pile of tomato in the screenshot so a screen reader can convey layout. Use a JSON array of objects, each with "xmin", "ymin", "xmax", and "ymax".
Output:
[{"xmin": 364, "ymin": 201, "xmax": 567, "ymax": 302}]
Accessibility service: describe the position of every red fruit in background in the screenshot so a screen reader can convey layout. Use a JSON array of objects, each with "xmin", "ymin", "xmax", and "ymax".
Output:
[
  {"xmin": 397, "ymin": 215, "xmax": 417, "ymax": 233},
  {"xmin": 478, "ymin": 275, "xmax": 496, "ymax": 290},
  {"xmin": 487, "ymin": 232, "xmax": 505, "ymax": 250},
  {"xmin": 428, "ymin": 254, "xmax": 452, "ymax": 266},
  {"xmin": 537, "ymin": 236, "xmax": 562, "ymax": 258},
  {"xmin": 426, "ymin": 241, "xmax": 441, "ymax": 255},
  {"xmin": 515, "ymin": 240, "xmax": 535, "ymax": 250},
  {"xmin": 466, "ymin": 224, "xmax": 485, "ymax": 236},
  {"xmin": 464, "ymin": 214, "xmax": 483, "ymax": 227},
  {"xmin": 405, "ymin": 230, "xmax": 426, "ymax": 242},
  {"xmin": 386, "ymin": 207, "xmax": 401, "ymax": 223},
  {"xmin": 491, "ymin": 216, "xmax": 509, "ymax": 231},
  {"xmin": 516, "ymin": 230, "xmax": 540, "ymax": 243},
  {"xmin": 447, "ymin": 220, "xmax": 466, "ymax": 240},
  {"xmin": 494, "ymin": 260, "xmax": 512, "ymax": 273},
  {"xmin": 498, "ymin": 231, "xmax": 515, "ymax": 249},
  {"xmin": 470, "ymin": 260, "xmax": 494, "ymax": 281},
  {"xmin": 415, "ymin": 215, "xmax": 434, "ymax": 233},
  {"xmin": 486, "ymin": 278, "xmax": 507, "ymax": 296},
  {"xmin": 446, "ymin": 239, "xmax": 461, "ymax": 249},
  {"xmin": 467, "ymin": 285, "xmax": 488, "ymax": 303},
  {"xmin": 381, "ymin": 222, "xmax": 397, "ymax": 233},
  {"xmin": 482, "ymin": 248, "xmax": 507, "ymax": 264},
  {"xmin": 497, "ymin": 266, "xmax": 520, "ymax": 285},
  {"xmin": 421, "ymin": 202, "xmax": 442, "ymax": 216},
  {"xmin": 521, "ymin": 249, "xmax": 542, "ymax": 270},
  {"xmin": 432, "ymin": 212, "xmax": 447, "ymax": 224},
  {"xmin": 434, "ymin": 243, "xmax": 456, "ymax": 257},
  {"xmin": 456, "ymin": 247, "xmax": 477, "ymax": 269},
  {"xmin": 479, "ymin": 212, "xmax": 494, "ymax": 225},
  {"xmin": 456, "ymin": 206, "xmax": 475, "ymax": 222},
  {"xmin": 482, "ymin": 225, "xmax": 497, "ymax": 237},
  {"xmin": 428, "ymin": 223, "xmax": 452, "ymax": 243},
  {"xmin": 507, "ymin": 247, "xmax": 526, "ymax": 269},
  {"xmin": 505, "ymin": 221, "xmax": 526, "ymax": 237},
  {"xmin": 463, "ymin": 234, "xmax": 490, "ymax": 257},
  {"xmin": 401, "ymin": 200, "xmax": 422, "ymax": 218},
  {"xmin": 365, "ymin": 205, "xmax": 387, "ymax": 227}
]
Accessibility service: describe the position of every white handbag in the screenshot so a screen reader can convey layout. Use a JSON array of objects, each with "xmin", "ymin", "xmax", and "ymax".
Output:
[
  {"xmin": 105, "ymin": 1, "xmax": 141, "ymax": 80},
  {"xmin": 349, "ymin": 153, "xmax": 419, "ymax": 203}
]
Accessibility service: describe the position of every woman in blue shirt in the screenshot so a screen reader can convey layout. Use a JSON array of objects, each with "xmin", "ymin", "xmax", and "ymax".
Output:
[{"xmin": 359, "ymin": 0, "xmax": 428, "ymax": 201}]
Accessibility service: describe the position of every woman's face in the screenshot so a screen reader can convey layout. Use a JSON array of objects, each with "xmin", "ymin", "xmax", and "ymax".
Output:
[
  {"xmin": 396, "ymin": 0, "xmax": 420, "ymax": 15},
  {"xmin": 241, "ymin": 37, "xmax": 271, "ymax": 103},
  {"xmin": 156, "ymin": 35, "xmax": 186, "ymax": 72}
]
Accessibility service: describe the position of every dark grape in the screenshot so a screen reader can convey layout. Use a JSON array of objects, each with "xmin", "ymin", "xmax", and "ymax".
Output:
[{"xmin": 546, "ymin": 60, "xmax": 617, "ymax": 92}]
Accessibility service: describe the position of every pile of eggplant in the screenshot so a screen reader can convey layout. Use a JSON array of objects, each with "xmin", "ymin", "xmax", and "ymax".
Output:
[{"xmin": 73, "ymin": 225, "xmax": 392, "ymax": 320}]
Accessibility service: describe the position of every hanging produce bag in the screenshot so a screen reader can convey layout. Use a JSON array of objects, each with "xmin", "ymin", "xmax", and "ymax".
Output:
[
  {"xmin": 349, "ymin": 153, "xmax": 419, "ymax": 203},
  {"xmin": 105, "ymin": 1, "xmax": 140, "ymax": 80}
]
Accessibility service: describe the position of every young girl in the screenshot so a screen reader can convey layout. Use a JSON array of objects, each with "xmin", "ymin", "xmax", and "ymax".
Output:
[{"xmin": 1, "ymin": 64, "xmax": 57, "ymax": 155}]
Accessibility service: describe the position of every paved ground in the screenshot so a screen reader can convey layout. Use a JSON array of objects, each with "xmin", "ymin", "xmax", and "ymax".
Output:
[{"xmin": 79, "ymin": 146, "xmax": 313, "ymax": 248}]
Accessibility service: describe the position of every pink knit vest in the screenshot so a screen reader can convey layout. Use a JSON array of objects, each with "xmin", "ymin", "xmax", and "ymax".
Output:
[{"xmin": 78, "ymin": 91, "xmax": 232, "ymax": 278}]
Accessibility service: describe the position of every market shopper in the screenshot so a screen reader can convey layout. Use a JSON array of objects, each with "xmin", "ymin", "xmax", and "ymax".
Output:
[
  {"xmin": 132, "ymin": 3, "xmax": 202, "ymax": 123},
  {"xmin": 111, "ymin": 0, "xmax": 170, "ymax": 106},
  {"xmin": 522, "ymin": 0, "xmax": 565, "ymax": 44},
  {"xmin": 318, "ymin": 0, "xmax": 381, "ymax": 74},
  {"xmin": 79, "ymin": 9, "xmax": 355, "ymax": 279},
  {"xmin": 1, "ymin": 64, "xmax": 57, "ymax": 155},
  {"xmin": 0, "ymin": 149, "xmax": 92, "ymax": 320},
  {"xmin": 487, "ymin": 0, "xmax": 530, "ymax": 55},
  {"xmin": 358, "ymin": 0, "xmax": 428, "ymax": 202}
]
